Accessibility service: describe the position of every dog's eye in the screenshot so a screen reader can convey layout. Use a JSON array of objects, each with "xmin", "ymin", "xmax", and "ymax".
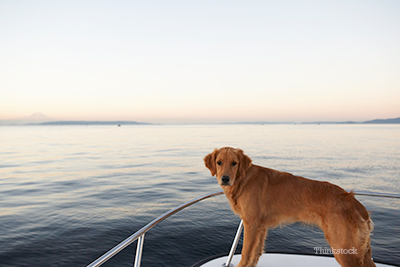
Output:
[
  {"xmin": 217, "ymin": 161, "xmax": 222, "ymax": 166},
  {"xmin": 232, "ymin": 161, "xmax": 237, "ymax": 166}
]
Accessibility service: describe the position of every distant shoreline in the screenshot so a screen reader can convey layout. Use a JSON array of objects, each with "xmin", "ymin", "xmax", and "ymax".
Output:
[
  {"xmin": 223, "ymin": 117, "xmax": 400, "ymax": 125},
  {"xmin": 0, "ymin": 117, "xmax": 399, "ymax": 126},
  {"xmin": 34, "ymin": 121, "xmax": 153, "ymax": 126}
]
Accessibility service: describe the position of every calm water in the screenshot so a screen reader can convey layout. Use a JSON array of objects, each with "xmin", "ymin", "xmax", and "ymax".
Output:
[{"xmin": 0, "ymin": 124, "xmax": 399, "ymax": 266}]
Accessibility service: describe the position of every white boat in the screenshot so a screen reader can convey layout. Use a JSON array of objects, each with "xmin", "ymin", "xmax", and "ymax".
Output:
[
  {"xmin": 193, "ymin": 253, "xmax": 396, "ymax": 267},
  {"xmin": 87, "ymin": 191, "xmax": 400, "ymax": 267}
]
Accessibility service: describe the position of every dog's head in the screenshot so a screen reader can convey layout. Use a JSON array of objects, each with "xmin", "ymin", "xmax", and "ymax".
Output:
[{"xmin": 204, "ymin": 147, "xmax": 252, "ymax": 186}]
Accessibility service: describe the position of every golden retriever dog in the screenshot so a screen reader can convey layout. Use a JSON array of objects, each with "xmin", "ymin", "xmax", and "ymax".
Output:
[{"xmin": 204, "ymin": 147, "xmax": 375, "ymax": 267}]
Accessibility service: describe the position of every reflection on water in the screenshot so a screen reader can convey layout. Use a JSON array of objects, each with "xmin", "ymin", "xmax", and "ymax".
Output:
[{"xmin": 0, "ymin": 124, "xmax": 399, "ymax": 266}]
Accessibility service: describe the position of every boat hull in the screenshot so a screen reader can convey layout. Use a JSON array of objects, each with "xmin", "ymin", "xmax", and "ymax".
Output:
[{"xmin": 194, "ymin": 253, "xmax": 396, "ymax": 267}]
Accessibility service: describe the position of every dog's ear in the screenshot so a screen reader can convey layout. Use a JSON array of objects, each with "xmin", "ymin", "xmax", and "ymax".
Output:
[
  {"xmin": 237, "ymin": 149, "xmax": 252, "ymax": 178},
  {"xmin": 204, "ymin": 148, "xmax": 219, "ymax": 176}
]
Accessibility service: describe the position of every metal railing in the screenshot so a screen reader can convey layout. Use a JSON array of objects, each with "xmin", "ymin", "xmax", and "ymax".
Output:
[
  {"xmin": 87, "ymin": 191, "xmax": 224, "ymax": 267},
  {"xmin": 219, "ymin": 190, "xmax": 400, "ymax": 267},
  {"xmin": 353, "ymin": 191, "xmax": 400, "ymax": 199},
  {"xmin": 87, "ymin": 190, "xmax": 400, "ymax": 267}
]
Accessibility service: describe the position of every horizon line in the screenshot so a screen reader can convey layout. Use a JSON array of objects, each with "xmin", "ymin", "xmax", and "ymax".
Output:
[{"xmin": 1, "ymin": 117, "xmax": 400, "ymax": 126}]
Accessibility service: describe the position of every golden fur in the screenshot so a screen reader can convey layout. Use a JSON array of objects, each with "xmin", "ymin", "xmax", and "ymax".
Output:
[{"xmin": 204, "ymin": 147, "xmax": 375, "ymax": 267}]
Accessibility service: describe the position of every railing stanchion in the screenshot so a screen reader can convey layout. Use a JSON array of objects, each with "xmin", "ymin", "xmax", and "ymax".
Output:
[
  {"xmin": 134, "ymin": 234, "xmax": 145, "ymax": 267},
  {"xmin": 224, "ymin": 219, "xmax": 244, "ymax": 267}
]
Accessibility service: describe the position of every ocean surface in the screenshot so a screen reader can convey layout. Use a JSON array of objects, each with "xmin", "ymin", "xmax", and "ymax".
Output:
[{"xmin": 0, "ymin": 124, "xmax": 399, "ymax": 267}]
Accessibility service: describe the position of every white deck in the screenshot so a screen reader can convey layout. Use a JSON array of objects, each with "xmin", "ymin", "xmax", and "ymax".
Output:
[{"xmin": 198, "ymin": 253, "xmax": 395, "ymax": 267}]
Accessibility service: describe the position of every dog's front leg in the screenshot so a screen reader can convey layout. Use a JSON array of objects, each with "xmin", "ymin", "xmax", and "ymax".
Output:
[{"xmin": 236, "ymin": 221, "xmax": 267, "ymax": 267}]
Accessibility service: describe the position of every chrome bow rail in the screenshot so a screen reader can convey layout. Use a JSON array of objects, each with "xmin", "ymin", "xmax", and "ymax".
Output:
[
  {"xmin": 87, "ymin": 190, "xmax": 400, "ymax": 267},
  {"xmin": 87, "ymin": 191, "xmax": 224, "ymax": 267}
]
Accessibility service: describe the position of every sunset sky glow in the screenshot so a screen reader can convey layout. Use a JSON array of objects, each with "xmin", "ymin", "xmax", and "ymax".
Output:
[{"xmin": 1, "ymin": 0, "xmax": 399, "ymax": 123}]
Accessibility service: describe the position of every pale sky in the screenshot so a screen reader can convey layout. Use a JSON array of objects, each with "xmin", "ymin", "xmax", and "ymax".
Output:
[{"xmin": 1, "ymin": 0, "xmax": 399, "ymax": 123}]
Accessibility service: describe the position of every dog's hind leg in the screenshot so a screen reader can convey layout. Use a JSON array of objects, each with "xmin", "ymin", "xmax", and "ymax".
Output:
[{"xmin": 322, "ymin": 216, "xmax": 376, "ymax": 267}]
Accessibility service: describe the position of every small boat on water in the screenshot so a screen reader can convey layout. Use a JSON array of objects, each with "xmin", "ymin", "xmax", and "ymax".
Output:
[{"xmin": 87, "ymin": 191, "xmax": 400, "ymax": 267}]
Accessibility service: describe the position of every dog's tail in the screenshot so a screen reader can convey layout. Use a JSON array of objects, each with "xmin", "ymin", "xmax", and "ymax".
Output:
[
  {"xmin": 359, "ymin": 216, "xmax": 376, "ymax": 267},
  {"xmin": 345, "ymin": 191, "xmax": 376, "ymax": 267}
]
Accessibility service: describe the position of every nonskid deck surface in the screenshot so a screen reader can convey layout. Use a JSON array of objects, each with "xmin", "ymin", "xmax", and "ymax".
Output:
[{"xmin": 197, "ymin": 253, "xmax": 396, "ymax": 267}]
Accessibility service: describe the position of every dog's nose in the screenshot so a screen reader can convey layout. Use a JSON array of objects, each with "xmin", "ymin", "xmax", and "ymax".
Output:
[{"xmin": 221, "ymin": 175, "xmax": 230, "ymax": 185}]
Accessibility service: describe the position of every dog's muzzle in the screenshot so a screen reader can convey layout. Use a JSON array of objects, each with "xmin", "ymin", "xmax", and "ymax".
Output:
[{"xmin": 221, "ymin": 175, "xmax": 230, "ymax": 186}]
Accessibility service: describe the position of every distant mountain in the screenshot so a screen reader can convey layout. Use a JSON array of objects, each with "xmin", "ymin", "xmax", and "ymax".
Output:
[
  {"xmin": 363, "ymin": 117, "xmax": 400, "ymax": 124},
  {"xmin": 37, "ymin": 121, "xmax": 152, "ymax": 126},
  {"xmin": 0, "ymin": 113, "xmax": 152, "ymax": 126},
  {"xmin": 0, "ymin": 112, "xmax": 56, "ymax": 125},
  {"xmin": 20, "ymin": 112, "xmax": 54, "ymax": 121}
]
